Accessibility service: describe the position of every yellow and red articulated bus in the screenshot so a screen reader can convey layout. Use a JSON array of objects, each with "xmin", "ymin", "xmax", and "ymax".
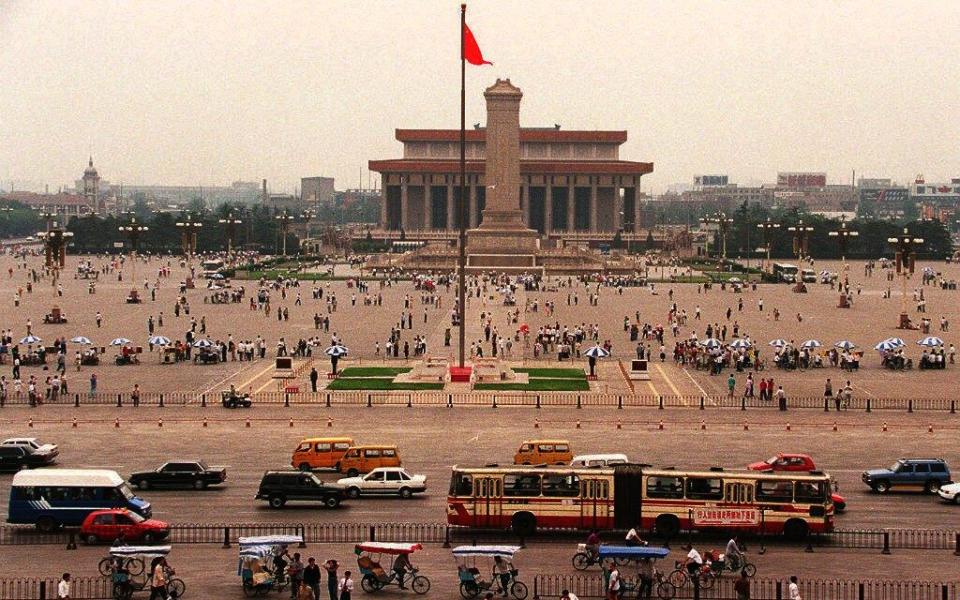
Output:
[{"xmin": 447, "ymin": 464, "xmax": 834, "ymax": 540}]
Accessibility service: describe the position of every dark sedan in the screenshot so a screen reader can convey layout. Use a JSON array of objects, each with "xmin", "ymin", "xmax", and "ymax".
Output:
[{"xmin": 129, "ymin": 460, "xmax": 227, "ymax": 490}]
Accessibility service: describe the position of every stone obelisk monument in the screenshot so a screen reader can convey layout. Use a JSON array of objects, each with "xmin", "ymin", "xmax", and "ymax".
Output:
[{"xmin": 467, "ymin": 79, "xmax": 539, "ymax": 260}]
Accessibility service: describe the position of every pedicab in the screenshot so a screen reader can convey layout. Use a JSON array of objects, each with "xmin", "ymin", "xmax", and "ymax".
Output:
[
  {"xmin": 238, "ymin": 534, "xmax": 303, "ymax": 596},
  {"xmin": 453, "ymin": 545, "xmax": 528, "ymax": 600},
  {"xmin": 597, "ymin": 545, "xmax": 676, "ymax": 600},
  {"xmin": 105, "ymin": 545, "xmax": 185, "ymax": 600},
  {"xmin": 355, "ymin": 542, "xmax": 431, "ymax": 594}
]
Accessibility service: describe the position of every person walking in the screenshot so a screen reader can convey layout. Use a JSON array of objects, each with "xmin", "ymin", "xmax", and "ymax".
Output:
[
  {"xmin": 788, "ymin": 575, "xmax": 801, "ymax": 600},
  {"xmin": 309, "ymin": 367, "xmax": 319, "ymax": 393},
  {"xmin": 89, "ymin": 373, "xmax": 97, "ymax": 398},
  {"xmin": 824, "ymin": 378, "xmax": 836, "ymax": 411},
  {"xmin": 322, "ymin": 559, "xmax": 339, "ymax": 600},
  {"xmin": 288, "ymin": 552, "xmax": 304, "ymax": 600},
  {"xmin": 734, "ymin": 570, "xmax": 751, "ymax": 600},
  {"xmin": 727, "ymin": 374, "xmax": 736, "ymax": 398},
  {"xmin": 776, "ymin": 385, "xmax": 786, "ymax": 411},
  {"xmin": 303, "ymin": 558, "xmax": 321, "ymax": 600},
  {"xmin": 337, "ymin": 570, "xmax": 353, "ymax": 600},
  {"xmin": 57, "ymin": 573, "xmax": 71, "ymax": 599}
]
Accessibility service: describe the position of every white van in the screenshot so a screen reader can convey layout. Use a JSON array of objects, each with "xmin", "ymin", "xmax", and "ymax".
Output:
[{"xmin": 570, "ymin": 454, "xmax": 629, "ymax": 468}]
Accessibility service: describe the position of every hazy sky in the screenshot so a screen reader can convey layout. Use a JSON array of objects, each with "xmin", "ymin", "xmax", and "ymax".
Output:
[{"xmin": 2, "ymin": 0, "xmax": 959, "ymax": 194}]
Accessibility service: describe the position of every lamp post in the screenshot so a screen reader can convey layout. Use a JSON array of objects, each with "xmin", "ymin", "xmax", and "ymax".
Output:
[
  {"xmin": 700, "ymin": 211, "xmax": 734, "ymax": 260},
  {"xmin": 218, "ymin": 213, "xmax": 242, "ymax": 255},
  {"xmin": 175, "ymin": 218, "xmax": 203, "ymax": 258},
  {"xmin": 275, "ymin": 211, "xmax": 294, "ymax": 256},
  {"xmin": 37, "ymin": 213, "xmax": 73, "ymax": 269},
  {"xmin": 756, "ymin": 217, "xmax": 781, "ymax": 271},
  {"xmin": 118, "ymin": 216, "xmax": 148, "ymax": 281},
  {"xmin": 887, "ymin": 228, "xmax": 924, "ymax": 329},
  {"xmin": 787, "ymin": 219, "xmax": 814, "ymax": 260},
  {"xmin": 827, "ymin": 217, "xmax": 858, "ymax": 263}
]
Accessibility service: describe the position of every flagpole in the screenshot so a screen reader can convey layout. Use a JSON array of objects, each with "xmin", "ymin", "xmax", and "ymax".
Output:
[{"xmin": 457, "ymin": 2, "xmax": 467, "ymax": 369}]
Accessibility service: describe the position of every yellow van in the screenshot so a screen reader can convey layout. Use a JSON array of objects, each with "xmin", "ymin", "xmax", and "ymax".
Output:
[
  {"xmin": 337, "ymin": 445, "xmax": 401, "ymax": 476},
  {"xmin": 291, "ymin": 437, "xmax": 354, "ymax": 471},
  {"xmin": 513, "ymin": 440, "xmax": 573, "ymax": 465}
]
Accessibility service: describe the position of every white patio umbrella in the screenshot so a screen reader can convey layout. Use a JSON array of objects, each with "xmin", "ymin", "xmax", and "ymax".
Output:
[
  {"xmin": 20, "ymin": 335, "xmax": 42, "ymax": 344},
  {"xmin": 699, "ymin": 338, "xmax": 722, "ymax": 350},
  {"xmin": 70, "ymin": 336, "xmax": 93, "ymax": 345},
  {"xmin": 917, "ymin": 336, "xmax": 944, "ymax": 347},
  {"xmin": 882, "ymin": 337, "xmax": 905, "ymax": 348},
  {"xmin": 325, "ymin": 344, "xmax": 349, "ymax": 357},
  {"xmin": 193, "ymin": 339, "xmax": 214, "ymax": 348},
  {"xmin": 834, "ymin": 340, "xmax": 857, "ymax": 351},
  {"xmin": 729, "ymin": 339, "xmax": 752, "ymax": 349},
  {"xmin": 874, "ymin": 340, "xmax": 901, "ymax": 352},
  {"xmin": 768, "ymin": 339, "xmax": 789, "ymax": 348},
  {"xmin": 148, "ymin": 336, "xmax": 171, "ymax": 346},
  {"xmin": 801, "ymin": 340, "xmax": 822, "ymax": 349},
  {"xmin": 583, "ymin": 345, "xmax": 611, "ymax": 359},
  {"xmin": 110, "ymin": 338, "xmax": 132, "ymax": 346}
]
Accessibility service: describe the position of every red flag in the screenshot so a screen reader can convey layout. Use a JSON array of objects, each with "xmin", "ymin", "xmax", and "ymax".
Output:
[{"xmin": 463, "ymin": 23, "xmax": 492, "ymax": 65}]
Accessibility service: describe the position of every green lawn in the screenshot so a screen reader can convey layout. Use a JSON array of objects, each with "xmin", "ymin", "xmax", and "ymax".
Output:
[
  {"xmin": 474, "ymin": 378, "xmax": 591, "ymax": 392},
  {"xmin": 338, "ymin": 367, "xmax": 412, "ymax": 378},
  {"xmin": 513, "ymin": 367, "xmax": 586, "ymax": 379},
  {"xmin": 326, "ymin": 377, "xmax": 443, "ymax": 391}
]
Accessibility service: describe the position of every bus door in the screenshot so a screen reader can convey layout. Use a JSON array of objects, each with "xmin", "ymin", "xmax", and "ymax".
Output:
[
  {"xmin": 725, "ymin": 482, "xmax": 754, "ymax": 505},
  {"xmin": 473, "ymin": 477, "xmax": 502, "ymax": 528},
  {"xmin": 579, "ymin": 479, "xmax": 610, "ymax": 529}
]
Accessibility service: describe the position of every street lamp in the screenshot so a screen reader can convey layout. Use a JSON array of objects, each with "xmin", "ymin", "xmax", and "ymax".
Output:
[
  {"xmin": 887, "ymin": 228, "xmax": 924, "ymax": 329},
  {"xmin": 787, "ymin": 219, "xmax": 814, "ymax": 259},
  {"xmin": 275, "ymin": 211, "xmax": 295, "ymax": 256},
  {"xmin": 37, "ymin": 228, "xmax": 73, "ymax": 268},
  {"xmin": 699, "ymin": 211, "xmax": 734, "ymax": 259},
  {"xmin": 756, "ymin": 218, "xmax": 781, "ymax": 271},
  {"xmin": 175, "ymin": 218, "xmax": 203, "ymax": 258},
  {"xmin": 119, "ymin": 216, "xmax": 149, "ymax": 280},
  {"xmin": 218, "ymin": 213, "xmax": 243, "ymax": 255}
]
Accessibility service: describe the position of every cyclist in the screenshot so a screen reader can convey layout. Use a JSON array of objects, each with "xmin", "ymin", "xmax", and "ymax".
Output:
[
  {"xmin": 585, "ymin": 530, "xmax": 601, "ymax": 562},
  {"xmin": 725, "ymin": 536, "xmax": 744, "ymax": 571},
  {"xmin": 624, "ymin": 527, "xmax": 647, "ymax": 547},
  {"xmin": 685, "ymin": 547, "xmax": 703, "ymax": 577}
]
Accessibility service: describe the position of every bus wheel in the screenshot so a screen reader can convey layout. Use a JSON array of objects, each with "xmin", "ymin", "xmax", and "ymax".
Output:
[
  {"xmin": 511, "ymin": 513, "xmax": 536, "ymax": 538},
  {"xmin": 36, "ymin": 516, "xmax": 58, "ymax": 533},
  {"xmin": 783, "ymin": 519, "xmax": 808, "ymax": 541},
  {"xmin": 654, "ymin": 514, "xmax": 680, "ymax": 538}
]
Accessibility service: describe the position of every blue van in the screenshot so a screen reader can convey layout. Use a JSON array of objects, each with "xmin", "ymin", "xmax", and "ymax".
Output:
[{"xmin": 8, "ymin": 469, "xmax": 152, "ymax": 532}]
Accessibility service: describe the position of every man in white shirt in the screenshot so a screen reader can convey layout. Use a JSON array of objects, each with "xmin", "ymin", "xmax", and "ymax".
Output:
[
  {"xmin": 606, "ymin": 564, "xmax": 620, "ymax": 600},
  {"xmin": 57, "ymin": 573, "xmax": 71, "ymax": 599},
  {"xmin": 686, "ymin": 547, "xmax": 703, "ymax": 576},
  {"xmin": 788, "ymin": 575, "xmax": 802, "ymax": 600},
  {"xmin": 560, "ymin": 589, "xmax": 579, "ymax": 600}
]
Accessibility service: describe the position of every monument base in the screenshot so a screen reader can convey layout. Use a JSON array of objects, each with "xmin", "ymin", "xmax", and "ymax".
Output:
[
  {"xmin": 897, "ymin": 312, "xmax": 916, "ymax": 330},
  {"xmin": 466, "ymin": 223, "xmax": 539, "ymax": 254}
]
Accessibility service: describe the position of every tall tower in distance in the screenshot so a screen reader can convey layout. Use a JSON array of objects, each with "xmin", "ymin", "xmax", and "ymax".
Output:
[{"xmin": 82, "ymin": 157, "xmax": 101, "ymax": 215}]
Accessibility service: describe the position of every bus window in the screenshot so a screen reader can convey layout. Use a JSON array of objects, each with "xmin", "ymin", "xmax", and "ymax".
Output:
[
  {"xmin": 794, "ymin": 481, "xmax": 826, "ymax": 502},
  {"xmin": 503, "ymin": 474, "xmax": 541, "ymax": 497},
  {"xmin": 686, "ymin": 478, "xmax": 723, "ymax": 500},
  {"xmin": 646, "ymin": 476, "xmax": 683, "ymax": 499},
  {"xmin": 542, "ymin": 474, "xmax": 580, "ymax": 497},
  {"xmin": 449, "ymin": 473, "xmax": 473, "ymax": 496},
  {"xmin": 756, "ymin": 480, "xmax": 793, "ymax": 502}
]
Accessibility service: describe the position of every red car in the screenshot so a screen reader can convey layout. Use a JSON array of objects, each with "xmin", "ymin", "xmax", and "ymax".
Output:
[
  {"xmin": 747, "ymin": 453, "xmax": 847, "ymax": 511},
  {"xmin": 79, "ymin": 509, "xmax": 170, "ymax": 545}
]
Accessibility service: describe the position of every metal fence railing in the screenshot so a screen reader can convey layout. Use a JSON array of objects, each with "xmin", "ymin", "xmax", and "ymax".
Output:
[
  {"xmin": 2, "ymin": 390, "xmax": 958, "ymax": 412},
  {"xmin": 531, "ymin": 575, "xmax": 960, "ymax": 600},
  {"xmin": 2, "ymin": 522, "xmax": 958, "ymax": 555},
  {"xmin": 0, "ymin": 577, "xmax": 110, "ymax": 600}
]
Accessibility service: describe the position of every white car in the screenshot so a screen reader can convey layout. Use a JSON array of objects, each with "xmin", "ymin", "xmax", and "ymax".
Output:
[
  {"xmin": 937, "ymin": 481, "xmax": 960, "ymax": 504},
  {"xmin": 337, "ymin": 467, "xmax": 426, "ymax": 499},
  {"xmin": 2, "ymin": 437, "xmax": 59, "ymax": 458}
]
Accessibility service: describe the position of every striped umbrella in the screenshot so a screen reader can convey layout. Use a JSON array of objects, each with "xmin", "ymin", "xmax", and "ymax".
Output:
[
  {"xmin": 699, "ymin": 338, "xmax": 722, "ymax": 350},
  {"xmin": 834, "ymin": 340, "xmax": 857, "ymax": 351},
  {"xmin": 110, "ymin": 338, "xmax": 132, "ymax": 346},
  {"xmin": 801, "ymin": 339, "xmax": 822, "ymax": 349},
  {"xmin": 729, "ymin": 339, "xmax": 752, "ymax": 349},
  {"xmin": 325, "ymin": 344, "xmax": 349, "ymax": 357},
  {"xmin": 874, "ymin": 340, "xmax": 901, "ymax": 352},
  {"xmin": 882, "ymin": 337, "xmax": 905, "ymax": 348},
  {"xmin": 19, "ymin": 335, "xmax": 42, "ymax": 344},
  {"xmin": 70, "ymin": 336, "xmax": 93, "ymax": 345},
  {"xmin": 583, "ymin": 345, "xmax": 610, "ymax": 359},
  {"xmin": 193, "ymin": 339, "xmax": 214, "ymax": 348},
  {"xmin": 148, "ymin": 335, "xmax": 171, "ymax": 346},
  {"xmin": 768, "ymin": 339, "xmax": 789, "ymax": 348},
  {"xmin": 917, "ymin": 336, "xmax": 944, "ymax": 347}
]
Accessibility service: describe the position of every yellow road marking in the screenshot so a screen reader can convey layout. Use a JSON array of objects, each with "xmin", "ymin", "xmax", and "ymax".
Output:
[
  {"xmin": 236, "ymin": 361, "xmax": 278, "ymax": 392},
  {"xmin": 645, "ymin": 380, "xmax": 659, "ymax": 396},
  {"xmin": 654, "ymin": 364, "xmax": 683, "ymax": 398}
]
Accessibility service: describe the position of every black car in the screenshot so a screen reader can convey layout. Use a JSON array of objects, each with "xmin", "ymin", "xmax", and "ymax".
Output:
[
  {"xmin": 0, "ymin": 445, "xmax": 57, "ymax": 471},
  {"xmin": 129, "ymin": 460, "xmax": 227, "ymax": 490},
  {"xmin": 255, "ymin": 470, "xmax": 344, "ymax": 509}
]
